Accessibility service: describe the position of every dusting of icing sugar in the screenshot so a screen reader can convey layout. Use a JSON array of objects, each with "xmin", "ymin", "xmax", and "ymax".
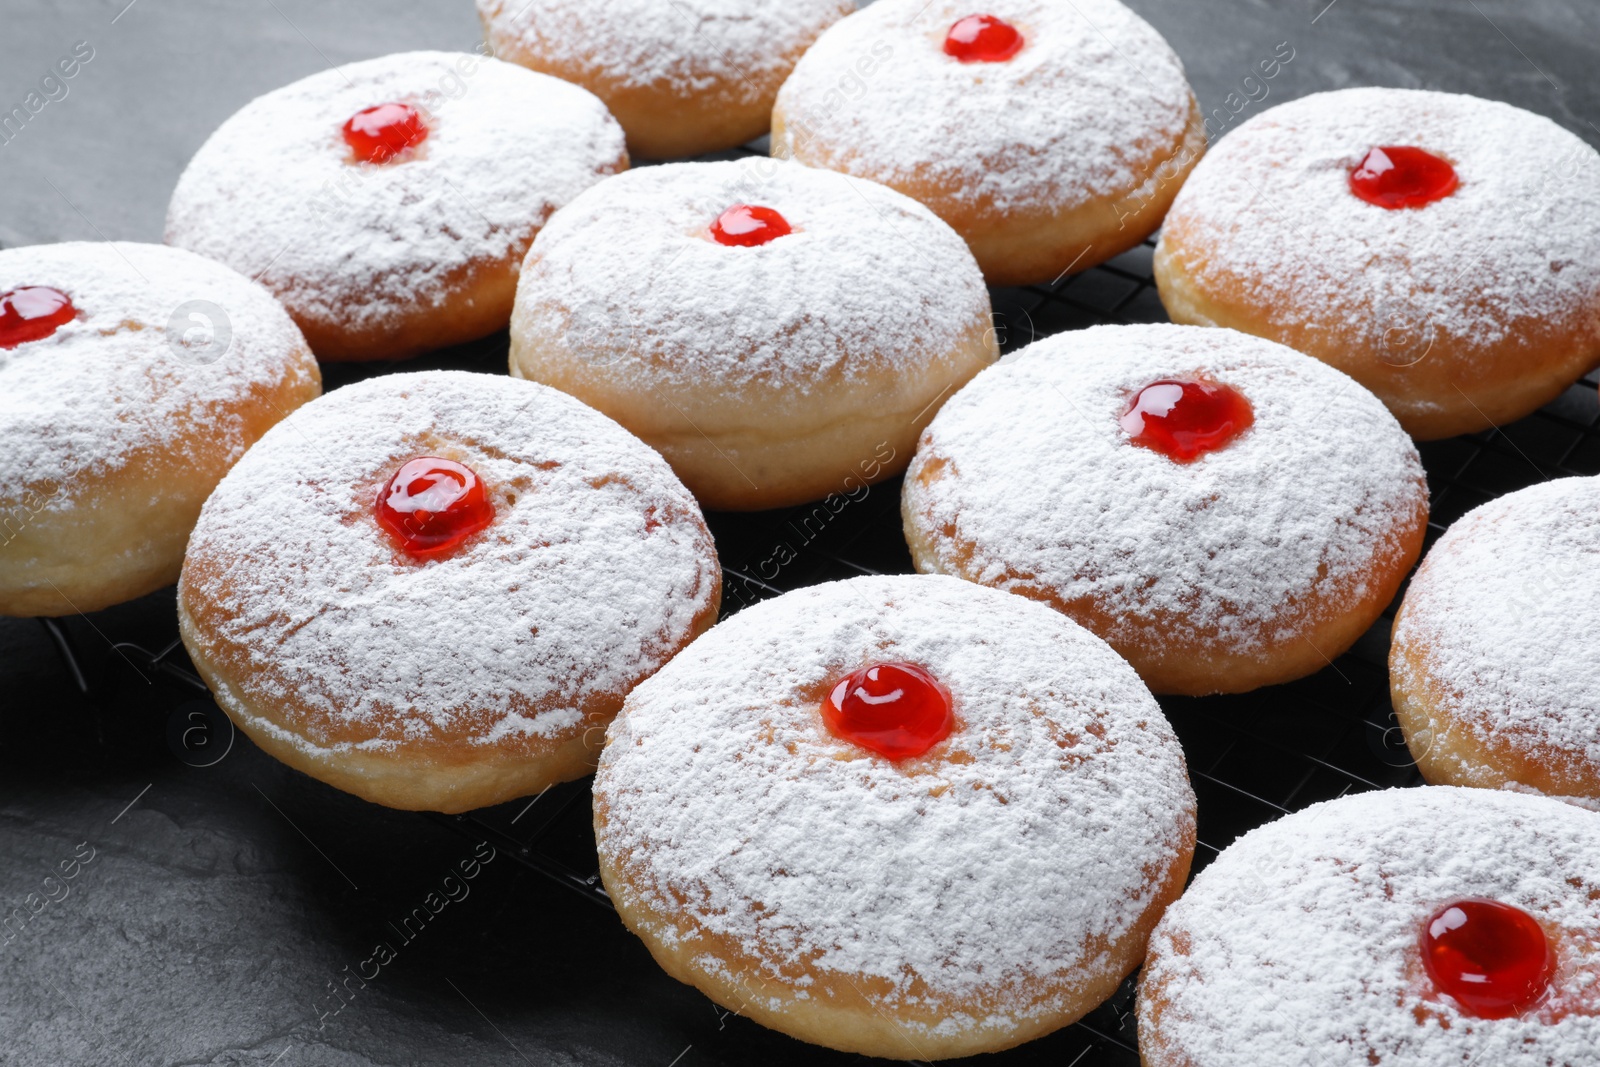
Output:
[
  {"xmin": 595, "ymin": 574, "xmax": 1194, "ymax": 1033},
  {"xmin": 773, "ymin": 0, "xmax": 1194, "ymax": 212},
  {"xmin": 1140, "ymin": 787, "xmax": 1600, "ymax": 1067},
  {"xmin": 1500, "ymin": 781, "xmax": 1600, "ymax": 813},
  {"xmin": 178, "ymin": 370, "xmax": 719, "ymax": 754},
  {"xmin": 1392, "ymin": 476, "xmax": 1600, "ymax": 789},
  {"xmin": 512, "ymin": 159, "xmax": 990, "ymax": 414},
  {"xmin": 1160, "ymin": 87, "xmax": 1600, "ymax": 355},
  {"xmin": 165, "ymin": 51, "xmax": 625, "ymax": 341},
  {"xmin": 477, "ymin": 0, "xmax": 852, "ymax": 101},
  {"xmin": 0, "ymin": 241, "xmax": 314, "ymax": 505},
  {"xmin": 904, "ymin": 324, "xmax": 1427, "ymax": 656}
]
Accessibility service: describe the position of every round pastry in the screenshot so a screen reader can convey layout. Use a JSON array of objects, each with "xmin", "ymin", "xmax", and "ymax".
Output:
[
  {"xmin": 1139, "ymin": 786, "xmax": 1600, "ymax": 1067},
  {"xmin": 1390, "ymin": 476, "xmax": 1600, "ymax": 801},
  {"xmin": 594, "ymin": 573, "xmax": 1196, "ymax": 1059},
  {"xmin": 0, "ymin": 241, "xmax": 319, "ymax": 618},
  {"xmin": 771, "ymin": 0, "xmax": 1204, "ymax": 285},
  {"xmin": 1156, "ymin": 87, "xmax": 1600, "ymax": 440},
  {"xmin": 177, "ymin": 370, "xmax": 720, "ymax": 813},
  {"xmin": 477, "ymin": 0, "xmax": 853, "ymax": 159},
  {"xmin": 166, "ymin": 50, "xmax": 627, "ymax": 362},
  {"xmin": 902, "ymin": 324, "xmax": 1429, "ymax": 696},
  {"xmin": 509, "ymin": 159, "xmax": 996, "ymax": 511}
]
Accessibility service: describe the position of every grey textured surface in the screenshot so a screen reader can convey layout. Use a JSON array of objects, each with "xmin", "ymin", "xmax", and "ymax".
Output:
[{"xmin": 1, "ymin": 2, "xmax": 1597, "ymax": 1065}]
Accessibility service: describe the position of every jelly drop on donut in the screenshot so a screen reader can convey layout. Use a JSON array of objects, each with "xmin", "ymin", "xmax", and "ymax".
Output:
[
  {"xmin": 1119, "ymin": 378, "xmax": 1254, "ymax": 463},
  {"xmin": 822, "ymin": 662, "xmax": 954, "ymax": 761},
  {"xmin": 944, "ymin": 14, "xmax": 1025, "ymax": 63},
  {"xmin": 0, "ymin": 286, "xmax": 76, "ymax": 349},
  {"xmin": 343, "ymin": 103, "xmax": 429, "ymax": 164},
  {"xmin": 1420, "ymin": 898, "xmax": 1555, "ymax": 1019},
  {"xmin": 1350, "ymin": 146, "xmax": 1458, "ymax": 209},
  {"xmin": 709, "ymin": 204, "xmax": 792, "ymax": 247},
  {"xmin": 375, "ymin": 456, "xmax": 495, "ymax": 558}
]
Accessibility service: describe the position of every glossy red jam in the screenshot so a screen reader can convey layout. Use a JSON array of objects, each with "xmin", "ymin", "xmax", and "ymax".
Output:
[
  {"xmin": 0, "ymin": 286, "xmax": 76, "ymax": 349},
  {"xmin": 1349, "ymin": 146, "xmax": 1459, "ymax": 209},
  {"xmin": 709, "ymin": 204, "xmax": 792, "ymax": 247},
  {"xmin": 1119, "ymin": 378, "xmax": 1254, "ymax": 462},
  {"xmin": 822, "ymin": 662, "xmax": 953, "ymax": 761},
  {"xmin": 1420, "ymin": 898, "xmax": 1555, "ymax": 1019},
  {"xmin": 343, "ymin": 103, "xmax": 429, "ymax": 163},
  {"xmin": 944, "ymin": 14, "xmax": 1024, "ymax": 63},
  {"xmin": 375, "ymin": 457, "xmax": 494, "ymax": 558}
]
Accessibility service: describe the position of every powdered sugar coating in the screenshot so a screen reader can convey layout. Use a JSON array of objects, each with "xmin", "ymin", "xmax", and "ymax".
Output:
[
  {"xmin": 0, "ymin": 241, "xmax": 314, "ymax": 505},
  {"xmin": 1391, "ymin": 477, "xmax": 1600, "ymax": 791},
  {"xmin": 477, "ymin": 0, "xmax": 850, "ymax": 101},
  {"xmin": 179, "ymin": 370, "xmax": 719, "ymax": 755},
  {"xmin": 596, "ymin": 574, "xmax": 1194, "ymax": 1035},
  {"xmin": 1160, "ymin": 88, "xmax": 1600, "ymax": 357},
  {"xmin": 773, "ymin": 0, "xmax": 1194, "ymax": 212},
  {"xmin": 512, "ymin": 159, "xmax": 991, "ymax": 410},
  {"xmin": 904, "ymin": 324, "xmax": 1427, "ymax": 657},
  {"xmin": 165, "ymin": 51, "xmax": 624, "ymax": 342},
  {"xmin": 1140, "ymin": 787, "xmax": 1600, "ymax": 1067}
]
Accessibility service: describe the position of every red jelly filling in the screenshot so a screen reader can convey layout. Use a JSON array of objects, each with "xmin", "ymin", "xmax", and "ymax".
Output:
[
  {"xmin": 709, "ymin": 204, "xmax": 792, "ymax": 247},
  {"xmin": 375, "ymin": 457, "xmax": 494, "ymax": 558},
  {"xmin": 1420, "ymin": 898, "xmax": 1555, "ymax": 1019},
  {"xmin": 343, "ymin": 103, "xmax": 429, "ymax": 164},
  {"xmin": 822, "ymin": 662, "xmax": 953, "ymax": 761},
  {"xmin": 1350, "ymin": 146, "xmax": 1458, "ymax": 209},
  {"xmin": 1119, "ymin": 378, "xmax": 1254, "ymax": 462},
  {"xmin": 944, "ymin": 14, "xmax": 1024, "ymax": 63},
  {"xmin": 0, "ymin": 286, "xmax": 75, "ymax": 349}
]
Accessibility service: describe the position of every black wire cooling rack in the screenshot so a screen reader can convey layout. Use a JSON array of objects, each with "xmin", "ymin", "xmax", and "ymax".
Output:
[{"xmin": 31, "ymin": 229, "xmax": 1600, "ymax": 1065}]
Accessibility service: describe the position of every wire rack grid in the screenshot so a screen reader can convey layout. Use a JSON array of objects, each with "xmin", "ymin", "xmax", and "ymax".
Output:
[
  {"xmin": 421, "ymin": 232, "xmax": 1600, "ymax": 1062},
  {"xmin": 32, "ymin": 219, "xmax": 1600, "ymax": 1065}
]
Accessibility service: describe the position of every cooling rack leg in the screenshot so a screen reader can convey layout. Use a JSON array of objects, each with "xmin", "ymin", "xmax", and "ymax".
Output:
[{"xmin": 37, "ymin": 616, "xmax": 94, "ymax": 696}]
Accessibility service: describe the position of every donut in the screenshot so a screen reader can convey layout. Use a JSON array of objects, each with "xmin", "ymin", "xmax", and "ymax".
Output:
[
  {"xmin": 1155, "ymin": 87, "xmax": 1600, "ymax": 440},
  {"xmin": 1390, "ymin": 476, "xmax": 1600, "ymax": 801},
  {"xmin": 165, "ymin": 51, "xmax": 627, "ymax": 363},
  {"xmin": 476, "ymin": 0, "xmax": 853, "ymax": 159},
  {"xmin": 508, "ymin": 159, "xmax": 996, "ymax": 511},
  {"xmin": 771, "ymin": 0, "xmax": 1203, "ymax": 285},
  {"xmin": 902, "ymin": 323, "xmax": 1429, "ymax": 696},
  {"xmin": 1139, "ymin": 786, "xmax": 1600, "ymax": 1067},
  {"xmin": 0, "ymin": 241, "xmax": 319, "ymax": 618},
  {"xmin": 177, "ymin": 370, "xmax": 720, "ymax": 813},
  {"xmin": 594, "ymin": 573, "xmax": 1196, "ymax": 1059}
]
